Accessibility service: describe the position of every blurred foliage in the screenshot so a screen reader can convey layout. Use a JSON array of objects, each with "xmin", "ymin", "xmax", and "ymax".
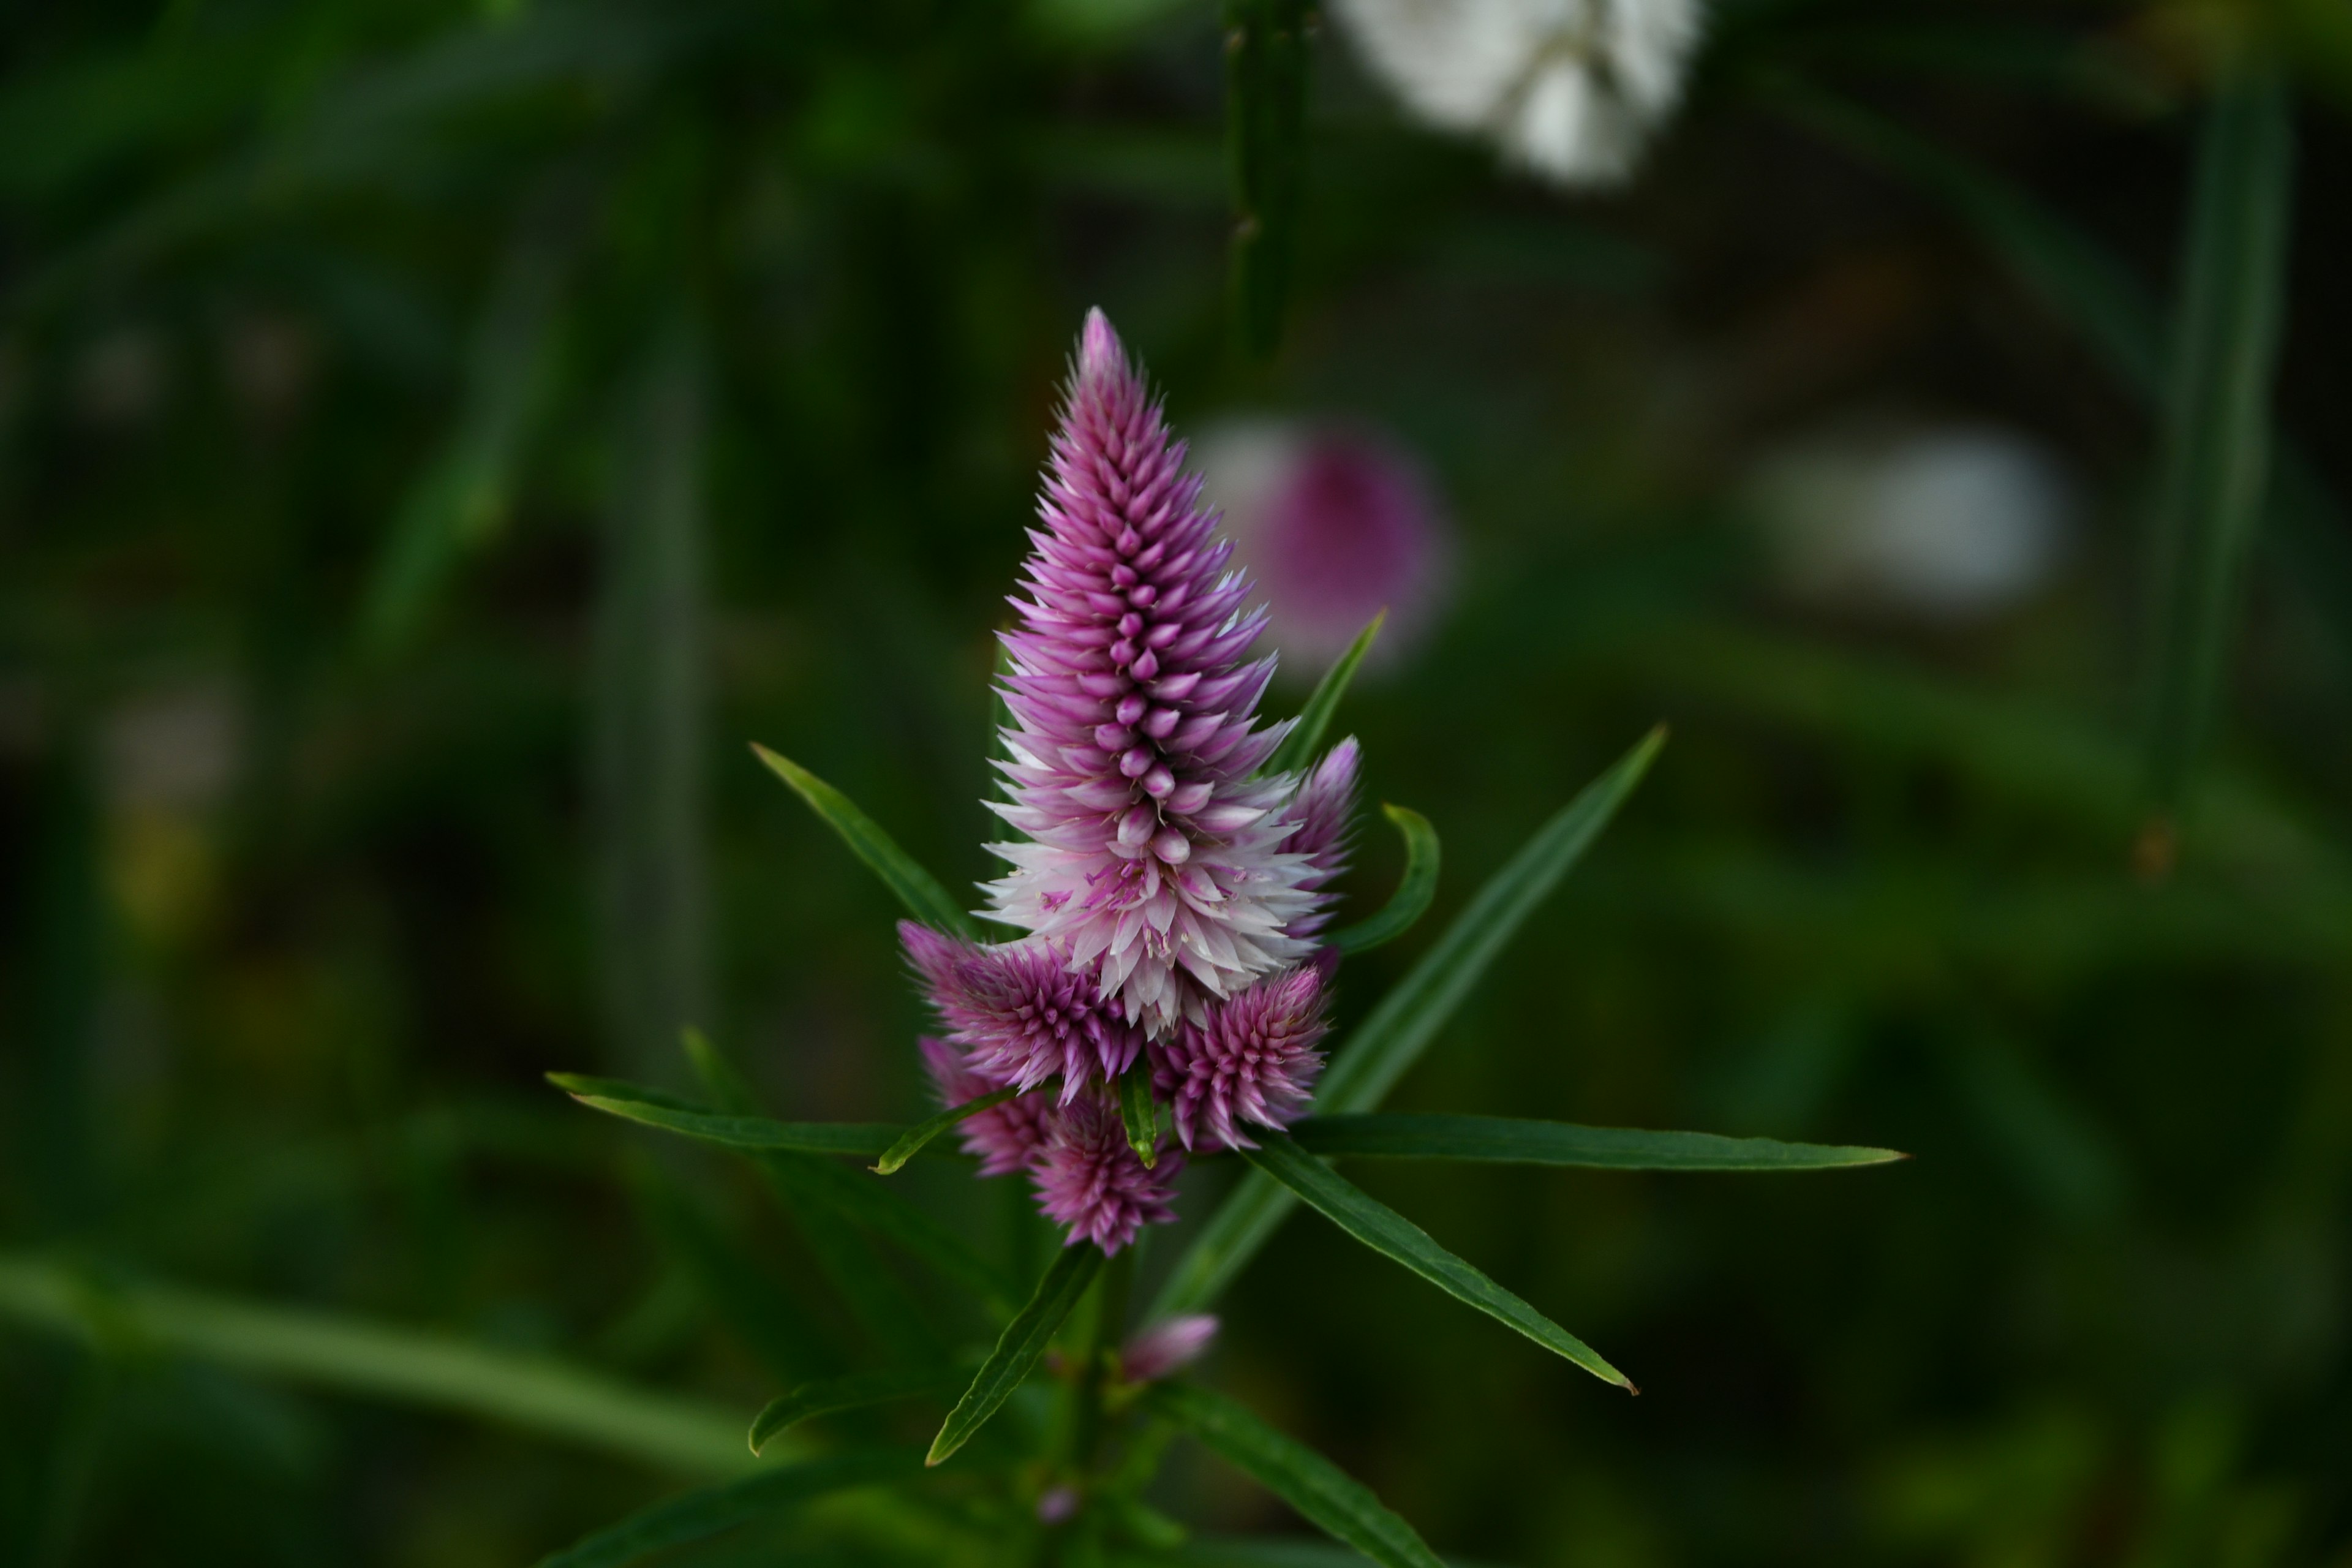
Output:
[{"xmin": 3, "ymin": 0, "xmax": 2351, "ymax": 1564}]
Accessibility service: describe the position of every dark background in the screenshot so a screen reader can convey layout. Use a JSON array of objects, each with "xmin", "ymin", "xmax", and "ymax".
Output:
[{"xmin": 4, "ymin": 1, "xmax": 2351, "ymax": 1563}]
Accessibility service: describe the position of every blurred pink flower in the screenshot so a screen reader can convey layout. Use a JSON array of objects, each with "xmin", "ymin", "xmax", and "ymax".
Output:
[
  {"xmin": 1195, "ymin": 421, "xmax": 1450, "ymax": 676},
  {"xmin": 1120, "ymin": 1314, "xmax": 1220, "ymax": 1383}
]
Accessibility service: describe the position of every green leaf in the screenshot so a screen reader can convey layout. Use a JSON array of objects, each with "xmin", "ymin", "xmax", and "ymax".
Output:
[
  {"xmin": 1147, "ymin": 1382, "xmax": 1446, "ymax": 1568},
  {"xmin": 928, "ymin": 1245, "xmax": 1103, "ymax": 1466},
  {"xmin": 1290, "ymin": 1114, "xmax": 1905, "ymax": 1170},
  {"xmin": 535, "ymin": 1447, "xmax": 922, "ymax": 1568},
  {"xmin": 1153, "ymin": 728, "xmax": 1664, "ymax": 1319},
  {"xmin": 0, "ymin": 1254, "xmax": 750, "ymax": 1478},
  {"xmin": 748, "ymin": 1368, "xmax": 965, "ymax": 1455},
  {"xmin": 549, "ymin": 1073, "xmax": 900, "ymax": 1158},
  {"xmin": 1267, "ymin": 612, "xmax": 1383, "ymax": 778},
  {"xmin": 1330, "ymin": 805, "xmax": 1439, "ymax": 956},
  {"xmin": 2137, "ymin": 64, "xmax": 2296, "ymax": 824},
  {"xmin": 1120, "ymin": 1064, "xmax": 1162, "ymax": 1167},
  {"xmin": 749, "ymin": 744, "xmax": 978, "ymax": 940},
  {"xmin": 1240, "ymin": 1133, "xmax": 1632, "ymax": 1390},
  {"xmin": 1224, "ymin": 0, "xmax": 1313, "ymax": 358},
  {"xmin": 873, "ymin": 1087, "xmax": 1021, "ymax": 1175}
]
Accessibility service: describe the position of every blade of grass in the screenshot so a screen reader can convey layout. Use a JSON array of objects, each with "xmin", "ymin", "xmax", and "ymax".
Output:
[
  {"xmin": 1239, "ymin": 1133, "xmax": 1632, "ymax": 1390},
  {"xmin": 1267, "ymin": 612, "xmax": 1384, "ymax": 777},
  {"xmin": 549, "ymin": 1073, "xmax": 900, "ymax": 1158},
  {"xmin": 927, "ymin": 1245, "xmax": 1102, "ymax": 1466},
  {"xmin": 1147, "ymin": 1382, "xmax": 1446, "ymax": 1568},
  {"xmin": 1153, "ymin": 728, "xmax": 1664, "ymax": 1319},
  {"xmin": 749, "ymin": 1368, "xmax": 966, "ymax": 1455},
  {"xmin": 1330, "ymin": 805, "xmax": 1439, "ymax": 956},
  {"xmin": 0, "ymin": 1254, "xmax": 754, "ymax": 1477},
  {"xmin": 1120, "ymin": 1065, "xmax": 1162, "ymax": 1167},
  {"xmin": 750, "ymin": 744, "xmax": 978, "ymax": 940},
  {"xmin": 873, "ymin": 1087, "xmax": 1022, "ymax": 1175},
  {"xmin": 2137, "ymin": 63, "xmax": 2297, "ymax": 831},
  {"xmin": 1290, "ymin": 1114, "xmax": 1904, "ymax": 1169},
  {"xmin": 535, "ymin": 1447, "xmax": 924, "ymax": 1568}
]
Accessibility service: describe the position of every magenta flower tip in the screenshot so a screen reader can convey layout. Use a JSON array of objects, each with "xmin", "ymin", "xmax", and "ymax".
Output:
[{"xmin": 1120, "ymin": 1314, "xmax": 1220, "ymax": 1383}]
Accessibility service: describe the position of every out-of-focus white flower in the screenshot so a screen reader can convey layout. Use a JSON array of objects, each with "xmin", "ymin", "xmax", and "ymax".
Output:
[
  {"xmin": 1330, "ymin": 0, "xmax": 1704, "ymax": 187},
  {"xmin": 1747, "ymin": 424, "xmax": 2074, "ymax": 621},
  {"xmin": 1194, "ymin": 418, "xmax": 1450, "ymax": 677}
]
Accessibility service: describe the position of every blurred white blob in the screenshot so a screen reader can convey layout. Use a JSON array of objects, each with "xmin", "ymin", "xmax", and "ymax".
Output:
[
  {"xmin": 1329, "ymin": 0, "xmax": 1703, "ymax": 187},
  {"xmin": 1748, "ymin": 425, "xmax": 2074, "ymax": 621},
  {"xmin": 1194, "ymin": 419, "xmax": 1451, "ymax": 676}
]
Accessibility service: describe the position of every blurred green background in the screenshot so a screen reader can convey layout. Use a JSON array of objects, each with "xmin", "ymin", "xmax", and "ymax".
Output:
[{"xmin": 4, "ymin": 0, "xmax": 2351, "ymax": 1563}]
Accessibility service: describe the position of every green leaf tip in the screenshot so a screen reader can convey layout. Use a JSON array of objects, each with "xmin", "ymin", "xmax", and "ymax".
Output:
[
  {"xmin": 872, "ymin": 1087, "xmax": 1021, "ymax": 1175},
  {"xmin": 748, "ymin": 1367, "xmax": 964, "ymax": 1455},
  {"xmin": 1120, "ymin": 1065, "xmax": 1161, "ymax": 1167},
  {"xmin": 927, "ymin": 1245, "xmax": 1103, "ymax": 1466},
  {"xmin": 1267, "ymin": 612, "xmax": 1384, "ymax": 778},
  {"xmin": 748, "ymin": 743, "xmax": 978, "ymax": 940},
  {"xmin": 1331, "ymin": 803, "xmax": 1439, "ymax": 955}
]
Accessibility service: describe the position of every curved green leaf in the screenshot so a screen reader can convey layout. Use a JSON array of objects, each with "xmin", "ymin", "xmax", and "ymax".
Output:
[
  {"xmin": 549, "ymin": 1073, "xmax": 899, "ymax": 1158},
  {"xmin": 535, "ymin": 1447, "xmax": 922, "ymax": 1568},
  {"xmin": 748, "ymin": 1368, "xmax": 965, "ymax": 1455},
  {"xmin": 928, "ymin": 1245, "xmax": 1102, "ymax": 1466},
  {"xmin": 1154, "ymin": 728, "xmax": 1664, "ymax": 1319},
  {"xmin": 1240, "ymin": 1133, "xmax": 1632, "ymax": 1391},
  {"xmin": 1120, "ymin": 1064, "xmax": 1162, "ymax": 1167},
  {"xmin": 1290, "ymin": 1114, "xmax": 1905, "ymax": 1170},
  {"xmin": 750, "ymin": 744, "xmax": 977, "ymax": 940},
  {"xmin": 873, "ymin": 1087, "xmax": 1020, "ymax": 1175},
  {"xmin": 1330, "ymin": 805, "xmax": 1439, "ymax": 956},
  {"xmin": 1267, "ymin": 612, "xmax": 1382, "ymax": 778},
  {"xmin": 1147, "ymin": 1381, "xmax": 1445, "ymax": 1568}
]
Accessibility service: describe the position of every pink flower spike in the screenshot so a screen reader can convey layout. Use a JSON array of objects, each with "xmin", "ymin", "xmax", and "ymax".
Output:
[
  {"xmin": 902, "ymin": 923, "xmax": 1144, "ymax": 1101},
  {"xmin": 1282, "ymin": 737, "xmax": 1361, "ymax": 943},
  {"xmin": 1120, "ymin": 1314, "xmax": 1220, "ymax": 1384},
  {"xmin": 918, "ymin": 1037, "xmax": 1051, "ymax": 1177},
  {"xmin": 983, "ymin": 309, "xmax": 1319, "ymax": 1039},
  {"xmin": 1030, "ymin": 1091, "xmax": 1182, "ymax": 1253},
  {"xmin": 1154, "ymin": 963, "xmax": 1331, "ymax": 1152}
]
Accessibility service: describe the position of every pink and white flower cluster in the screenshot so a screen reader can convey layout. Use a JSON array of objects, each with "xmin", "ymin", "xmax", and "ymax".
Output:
[{"xmin": 902, "ymin": 311, "xmax": 1364, "ymax": 1254}]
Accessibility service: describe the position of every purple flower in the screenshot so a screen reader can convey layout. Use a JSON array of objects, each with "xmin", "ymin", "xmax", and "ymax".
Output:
[
  {"xmin": 1031, "ymin": 1091, "xmax": 1182, "ymax": 1253},
  {"xmin": 1196, "ymin": 420, "xmax": 1449, "ymax": 675},
  {"xmin": 1282, "ymin": 737, "xmax": 1361, "ymax": 944},
  {"xmin": 902, "ymin": 922, "xmax": 1144, "ymax": 1101},
  {"xmin": 983, "ymin": 311, "xmax": 1319, "ymax": 1039},
  {"xmin": 918, "ymin": 1036, "xmax": 1052, "ymax": 1177},
  {"xmin": 1120, "ymin": 1314, "xmax": 1219, "ymax": 1383},
  {"xmin": 1154, "ymin": 962, "xmax": 1331, "ymax": 1152}
]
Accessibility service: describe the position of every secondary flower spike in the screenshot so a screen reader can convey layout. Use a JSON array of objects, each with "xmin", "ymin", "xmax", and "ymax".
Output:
[
  {"xmin": 1154, "ymin": 960, "xmax": 1332, "ymax": 1152},
  {"xmin": 984, "ymin": 310, "xmax": 1318, "ymax": 1038}
]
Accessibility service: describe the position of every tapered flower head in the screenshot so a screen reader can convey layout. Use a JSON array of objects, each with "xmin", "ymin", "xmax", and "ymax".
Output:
[
  {"xmin": 1154, "ymin": 962, "xmax": 1332, "ymax": 1151},
  {"xmin": 1120, "ymin": 1314, "xmax": 1220, "ymax": 1383},
  {"xmin": 902, "ymin": 922, "xmax": 1144, "ymax": 1101},
  {"xmin": 1031, "ymin": 1091, "xmax": 1182, "ymax": 1253},
  {"xmin": 983, "ymin": 311, "xmax": 1318, "ymax": 1038}
]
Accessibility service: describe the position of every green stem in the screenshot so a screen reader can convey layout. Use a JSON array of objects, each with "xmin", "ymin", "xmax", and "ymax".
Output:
[{"xmin": 1034, "ymin": 1246, "xmax": 1134, "ymax": 1566}]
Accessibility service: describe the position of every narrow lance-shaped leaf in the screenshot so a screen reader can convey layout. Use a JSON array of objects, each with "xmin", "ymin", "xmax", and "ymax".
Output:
[
  {"xmin": 1266, "ymin": 612, "xmax": 1383, "ymax": 777},
  {"xmin": 2138, "ymin": 63, "xmax": 2296, "ymax": 836},
  {"xmin": 873, "ymin": 1087, "xmax": 1022, "ymax": 1175},
  {"xmin": 535, "ymin": 1448, "xmax": 923, "ymax": 1568},
  {"xmin": 549, "ymin": 1072, "xmax": 899, "ymax": 1158},
  {"xmin": 1330, "ymin": 805, "xmax": 1439, "ymax": 956},
  {"xmin": 748, "ymin": 1368, "xmax": 966, "ymax": 1456},
  {"xmin": 1120, "ymin": 1064, "xmax": 1162, "ymax": 1168},
  {"xmin": 749, "ymin": 745, "xmax": 978, "ymax": 940},
  {"xmin": 1153, "ymin": 728, "xmax": 1664, "ymax": 1319},
  {"xmin": 928, "ymin": 1245, "xmax": 1103, "ymax": 1466},
  {"xmin": 1290, "ymin": 1114, "xmax": 1905, "ymax": 1170},
  {"xmin": 1240, "ymin": 1132, "xmax": 1633, "ymax": 1391},
  {"xmin": 1146, "ymin": 1381, "xmax": 1446, "ymax": 1568}
]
